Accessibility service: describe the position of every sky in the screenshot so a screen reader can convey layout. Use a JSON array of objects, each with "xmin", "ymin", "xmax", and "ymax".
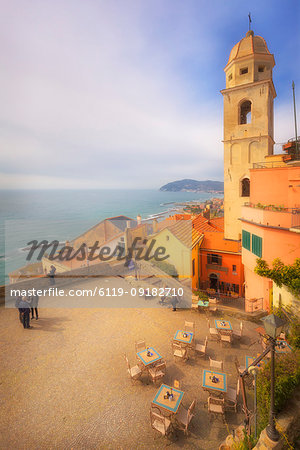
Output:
[{"xmin": 0, "ymin": 0, "xmax": 299, "ymax": 189}]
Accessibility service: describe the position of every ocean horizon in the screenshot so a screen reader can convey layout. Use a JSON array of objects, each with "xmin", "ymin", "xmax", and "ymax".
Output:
[{"xmin": 0, "ymin": 189, "xmax": 223, "ymax": 284}]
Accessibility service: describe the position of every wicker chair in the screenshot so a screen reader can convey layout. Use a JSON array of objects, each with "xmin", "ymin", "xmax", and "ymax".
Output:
[
  {"xmin": 148, "ymin": 361, "xmax": 167, "ymax": 384},
  {"xmin": 232, "ymin": 322, "xmax": 243, "ymax": 340},
  {"xmin": 184, "ymin": 320, "xmax": 195, "ymax": 334},
  {"xmin": 150, "ymin": 406, "xmax": 172, "ymax": 437},
  {"xmin": 206, "ymin": 319, "xmax": 220, "ymax": 341},
  {"xmin": 173, "ymin": 342, "xmax": 188, "ymax": 361},
  {"xmin": 209, "ymin": 357, "xmax": 223, "ymax": 371},
  {"xmin": 208, "ymin": 396, "xmax": 225, "ymax": 422},
  {"xmin": 135, "ymin": 340, "xmax": 146, "ymax": 353},
  {"xmin": 225, "ymin": 379, "xmax": 240, "ymax": 412},
  {"xmin": 175, "ymin": 399, "xmax": 196, "ymax": 435},
  {"xmin": 220, "ymin": 332, "xmax": 233, "ymax": 347},
  {"xmin": 124, "ymin": 354, "xmax": 142, "ymax": 383},
  {"xmin": 195, "ymin": 336, "xmax": 208, "ymax": 358}
]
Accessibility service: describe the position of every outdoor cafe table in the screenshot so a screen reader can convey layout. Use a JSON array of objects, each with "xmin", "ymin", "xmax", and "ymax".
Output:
[
  {"xmin": 152, "ymin": 384, "xmax": 184, "ymax": 417},
  {"xmin": 215, "ymin": 320, "xmax": 232, "ymax": 332},
  {"xmin": 246, "ymin": 355, "xmax": 267, "ymax": 370},
  {"xmin": 276, "ymin": 340, "xmax": 292, "ymax": 354},
  {"xmin": 174, "ymin": 330, "xmax": 194, "ymax": 345},
  {"xmin": 198, "ymin": 299, "xmax": 209, "ymax": 308},
  {"xmin": 136, "ymin": 347, "xmax": 162, "ymax": 370},
  {"xmin": 202, "ymin": 369, "xmax": 227, "ymax": 396}
]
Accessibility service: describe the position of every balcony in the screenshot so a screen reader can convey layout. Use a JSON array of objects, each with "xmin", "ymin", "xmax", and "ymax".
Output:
[{"xmin": 241, "ymin": 203, "xmax": 300, "ymax": 229}]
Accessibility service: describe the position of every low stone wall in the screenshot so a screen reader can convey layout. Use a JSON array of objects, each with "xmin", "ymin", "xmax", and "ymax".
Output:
[{"xmin": 1, "ymin": 261, "xmax": 131, "ymax": 306}]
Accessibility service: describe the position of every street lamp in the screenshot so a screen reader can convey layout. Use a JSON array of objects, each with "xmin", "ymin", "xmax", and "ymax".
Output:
[{"xmin": 261, "ymin": 313, "xmax": 286, "ymax": 442}]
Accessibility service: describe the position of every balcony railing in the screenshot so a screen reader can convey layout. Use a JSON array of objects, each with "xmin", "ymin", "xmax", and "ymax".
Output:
[{"xmin": 242, "ymin": 203, "xmax": 300, "ymax": 229}]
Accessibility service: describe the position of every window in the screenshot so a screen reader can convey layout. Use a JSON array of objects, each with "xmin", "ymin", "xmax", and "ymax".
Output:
[
  {"xmin": 252, "ymin": 234, "xmax": 262, "ymax": 257},
  {"xmin": 240, "ymin": 67, "xmax": 248, "ymax": 75},
  {"xmin": 240, "ymin": 100, "xmax": 252, "ymax": 124},
  {"xmin": 241, "ymin": 178, "xmax": 250, "ymax": 197},
  {"xmin": 192, "ymin": 259, "xmax": 195, "ymax": 277},
  {"xmin": 228, "ymin": 73, "xmax": 233, "ymax": 81},
  {"xmin": 258, "ymin": 65, "xmax": 265, "ymax": 73},
  {"xmin": 232, "ymin": 264, "xmax": 237, "ymax": 273},
  {"xmin": 242, "ymin": 230, "xmax": 251, "ymax": 250},
  {"xmin": 207, "ymin": 254, "xmax": 222, "ymax": 265},
  {"xmin": 166, "ymin": 235, "xmax": 169, "ymax": 241}
]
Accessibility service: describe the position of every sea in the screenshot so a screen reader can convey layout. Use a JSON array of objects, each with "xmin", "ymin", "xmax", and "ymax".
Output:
[{"xmin": 0, "ymin": 189, "xmax": 222, "ymax": 285}]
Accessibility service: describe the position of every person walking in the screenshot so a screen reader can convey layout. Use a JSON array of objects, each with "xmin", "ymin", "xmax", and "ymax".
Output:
[
  {"xmin": 48, "ymin": 265, "xmax": 56, "ymax": 285},
  {"xmin": 30, "ymin": 294, "xmax": 39, "ymax": 320},
  {"xmin": 15, "ymin": 295, "xmax": 23, "ymax": 323},
  {"xmin": 18, "ymin": 296, "xmax": 31, "ymax": 329},
  {"xmin": 171, "ymin": 295, "xmax": 179, "ymax": 312}
]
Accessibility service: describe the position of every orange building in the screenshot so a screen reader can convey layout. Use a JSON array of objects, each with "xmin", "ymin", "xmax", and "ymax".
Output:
[
  {"xmin": 240, "ymin": 158, "xmax": 300, "ymax": 312},
  {"xmin": 192, "ymin": 215, "xmax": 244, "ymax": 296}
]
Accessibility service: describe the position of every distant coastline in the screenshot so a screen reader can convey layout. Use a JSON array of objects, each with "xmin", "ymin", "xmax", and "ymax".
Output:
[{"xmin": 159, "ymin": 178, "xmax": 224, "ymax": 193}]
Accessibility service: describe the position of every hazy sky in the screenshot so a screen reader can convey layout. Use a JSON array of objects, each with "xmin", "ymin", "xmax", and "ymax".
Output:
[{"xmin": 0, "ymin": 0, "xmax": 299, "ymax": 189}]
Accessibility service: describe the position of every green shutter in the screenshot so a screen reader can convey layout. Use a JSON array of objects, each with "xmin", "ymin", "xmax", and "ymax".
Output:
[
  {"xmin": 242, "ymin": 230, "xmax": 251, "ymax": 250},
  {"xmin": 252, "ymin": 234, "xmax": 262, "ymax": 257}
]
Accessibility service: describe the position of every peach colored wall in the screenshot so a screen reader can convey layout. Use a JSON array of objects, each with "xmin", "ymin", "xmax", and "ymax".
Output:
[
  {"xmin": 250, "ymin": 166, "xmax": 300, "ymax": 208},
  {"xmin": 241, "ymin": 206, "xmax": 294, "ymax": 229},
  {"xmin": 200, "ymin": 250, "xmax": 244, "ymax": 291}
]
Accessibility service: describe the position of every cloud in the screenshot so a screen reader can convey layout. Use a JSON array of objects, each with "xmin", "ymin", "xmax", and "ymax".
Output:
[{"xmin": 0, "ymin": 1, "xmax": 298, "ymax": 189}]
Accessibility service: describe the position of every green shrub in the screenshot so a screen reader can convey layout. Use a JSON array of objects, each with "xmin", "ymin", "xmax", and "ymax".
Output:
[
  {"xmin": 192, "ymin": 290, "xmax": 209, "ymax": 302},
  {"xmin": 256, "ymin": 353, "xmax": 300, "ymax": 433},
  {"xmin": 151, "ymin": 259, "xmax": 178, "ymax": 278}
]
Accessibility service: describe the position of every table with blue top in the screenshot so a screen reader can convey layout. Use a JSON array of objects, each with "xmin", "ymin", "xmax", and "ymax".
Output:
[
  {"xmin": 215, "ymin": 320, "xmax": 232, "ymax": 331},
  {"xmin": 202, "ymin": 369, "xmax": 227, "ymax": 395},
  {"xmin": 246, "ymin": 355, "xmax": 266, "ymax": 370},
  {"xmin": 198, "ymin": 300, "xmax": 209, "ymax": 308},
  {"xmin": 174, "ymin": 330, "xmax": 194, "ymax": 345},
  {"xmin": 152, "ymin": 384, "xmax": 184, "ymax": 415},
  {"xmin": 137, "ymin": 347, "xmax": 162, "ymax": 368},
  {"xmin": 275, "ymin": 340, "xmax": 292, "ymax": 354}
]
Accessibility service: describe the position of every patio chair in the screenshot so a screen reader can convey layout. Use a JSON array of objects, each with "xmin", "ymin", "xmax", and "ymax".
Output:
[
  {"xmin": 184, "ymin": 320, "xmax": 195, "ymax": 334},
  {"xmin": 173, "ymin": 342, "xmax": 188, "ymax": 361},
  {"xmin": 206, "ymin": 319, "xmax": 220, "ymax": 341},
  {"xmin": 225, "ymin": 379, "xmax": 240, "ymax": 412},
  {"xmin": 220, "ymin": 332, "xmax": 233, "ymax": 347},
  {"xmin": 124, "ymin": 354, "xmax": 142, "ymax": 383},
  {"xmin": 209, "ymin": 357, "xmax": 223, "ymax": 371},
  {"xmin": 148, "ymin": 361, "xmax": 167, "ymax": 384},
  {"xmin": 232, "ymin": 322, "xmax": 243, "ymax": 340},
  {"xmin": 195, "ymin": 336, "xmax": 208, "ymax": 358},
  {"xmin": 209, "ymin": 297, "xmax": 218, "ymax": 313},
  {"xmin": 175, "ymin": 399, "xmax": 196, "ymax": 435},
  {"xmin": 191, "ymin": 303, "xmax": 199, "ymax": 312},
  {"xmin": 135, "ymin": 339, "xmax": 146, "ymax": 353},
  {"xmin": 173, "ymin": 379, "xmax": 181, "ymax": 389},
  {"xmin": 150, "ymin": 406, "xmax": 172, "ymax": 437},
  {"xmin": 208, "ymin": 396, "xmax": 225, "ymax": 422}
]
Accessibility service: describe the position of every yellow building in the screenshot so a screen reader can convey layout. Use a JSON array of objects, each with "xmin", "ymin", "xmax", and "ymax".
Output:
[
  {"xmin": 148, "ymin": 220, "xmax": 203, "ymax": 285},
  {"xmin": 221, "ymin": 30, "xmax": 276, "ymax": 241}
]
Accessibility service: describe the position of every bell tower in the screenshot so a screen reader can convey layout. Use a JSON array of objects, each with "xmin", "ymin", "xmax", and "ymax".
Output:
[{"xmin": 221, "ymin": 30, "xmax": 276, "ymax": 240}]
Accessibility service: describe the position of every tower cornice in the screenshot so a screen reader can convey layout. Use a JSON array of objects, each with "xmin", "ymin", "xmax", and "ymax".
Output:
[{"xmin": 220, "ymin": 79, "xmax": 277, "ymax": 99}]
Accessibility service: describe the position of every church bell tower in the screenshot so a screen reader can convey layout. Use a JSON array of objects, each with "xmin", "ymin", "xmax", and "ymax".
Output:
[{"xmin": 221, "ymin": 30, "xmax": 276, "ymax": 240}]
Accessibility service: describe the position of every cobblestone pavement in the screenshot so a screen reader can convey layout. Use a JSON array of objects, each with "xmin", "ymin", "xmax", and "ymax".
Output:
[{"xmin": 0, "ymin": 278, "xmax": 260, "ymax": 449}]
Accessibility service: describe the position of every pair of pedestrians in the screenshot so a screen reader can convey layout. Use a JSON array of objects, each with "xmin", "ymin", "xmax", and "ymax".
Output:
[{"xmin": 15, "ymin": 295, "xmax": 39, "ymax": 329}]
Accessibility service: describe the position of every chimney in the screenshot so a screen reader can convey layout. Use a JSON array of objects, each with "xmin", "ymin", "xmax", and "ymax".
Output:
[
  {"xmin": 203, "ymin": 205, "xmax": 210, "ymax": 220},
  {"xmin": 137, "ymin": 214, "xmax": 142, "ymax": 226},
  {"xmin": 126, "ymin": 220, "xmax": 131, "ymax": 229},
  {"xmin": 152, "ymin": 219, "xmax": 158, "ymax": 233}
]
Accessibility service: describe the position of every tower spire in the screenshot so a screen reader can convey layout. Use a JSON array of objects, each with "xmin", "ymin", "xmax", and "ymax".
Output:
[{"xmin": 248, "ymin": 12, "xmax": 252, "ymax": 31}]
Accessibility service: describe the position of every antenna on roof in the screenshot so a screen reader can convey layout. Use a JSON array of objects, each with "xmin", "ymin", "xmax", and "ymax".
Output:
[
  {"xmin": 248, "ymin": 12, "xmax": 252, "ymax": 31},
  {"xmin": 292, "ymin": 81, "xmax": 299, "ymax": 159}
]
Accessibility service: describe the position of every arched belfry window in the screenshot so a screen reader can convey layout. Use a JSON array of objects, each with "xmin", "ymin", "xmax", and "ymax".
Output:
[
  {"xmin": 241, "ymin": 178, "xmax": 250, "ymax": 197},
  {"xmin": 239, "ymin": 100, "xmax": 251, "ymax": 124}
]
